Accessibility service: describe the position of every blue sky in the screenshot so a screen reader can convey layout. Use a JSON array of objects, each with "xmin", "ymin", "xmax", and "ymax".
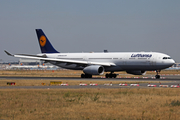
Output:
[{"xmin": 1, "ymin": 0, "xmax": 180, "ymax": 62}]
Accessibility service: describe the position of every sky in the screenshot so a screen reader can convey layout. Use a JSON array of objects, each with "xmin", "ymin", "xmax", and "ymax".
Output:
[{"xmin": 0, "ymin": 0, "xmax": 180, "ymax": 62}]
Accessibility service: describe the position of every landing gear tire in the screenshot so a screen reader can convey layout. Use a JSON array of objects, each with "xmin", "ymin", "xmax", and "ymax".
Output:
[
  {"xmin": 81, "ymin": 74, "xmax": 85, "ymax": 78},
  {"xmin": 105, "ymin": 73, "xmax": 117, "ymax": 78},
  {"xmin": 81, "ymin": 74, "xmax": 92, "ymax": 78},
  {"xmin": 155, "ymin": 75, "xmax": 160, "ymax": 79},
  {"xmin": 155, "ymin": 70, "xmax": 161, "ymax": 79},
  {"xmin": 113, "ymin": 74, "xmax": 117, "ymax": 78},
  {"xmin": 105, "ymin": 74, "xmax": 109, "ymax": 78}
]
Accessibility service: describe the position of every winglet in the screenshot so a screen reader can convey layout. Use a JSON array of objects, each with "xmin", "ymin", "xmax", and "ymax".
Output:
[{"xmin": 4, "ymin": 50, "xmax": 14, "ymax": 56}]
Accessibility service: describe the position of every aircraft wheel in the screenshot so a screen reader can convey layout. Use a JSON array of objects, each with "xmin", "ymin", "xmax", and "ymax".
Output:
[
  {"xmin": 106, "ymin": 74, "xmax": 117, "ymax": 78},
  {"xmin": 81, "ymin": 74, "xmax": 85, "ymax": 78},
  {"xmin": 88, "ymin": 74, "xmax": 92, "ymax": 78},
  {"xmin": 84, "ymin": 74, "xmax": 92, "ymax": 78},
  {"xmin": 90, "ymin": 75, "xmax": 92, "ymax": 78},
  {"xmin": 105, "ymin": 74, "xmax": 109, "ymax": 78},
  {"xmin": 113, "ymin": 74, "xmax": 117, "ymax": 78},
  {"xmin": 155, "ymin": 75, "xmax": 160, "ymax": 79},
  {"xmin": 109, "ymin": 74, "xmax": 113, "ymax": 78}
]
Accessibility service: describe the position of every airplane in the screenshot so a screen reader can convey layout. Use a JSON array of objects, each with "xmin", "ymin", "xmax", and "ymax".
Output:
[{"xmin": 5, "ymin": 29, "xmax": 175, "ymax": 79}]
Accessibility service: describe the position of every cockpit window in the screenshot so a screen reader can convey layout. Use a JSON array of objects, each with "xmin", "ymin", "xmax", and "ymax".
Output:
[{"xmin": 163, "ymin": 57, "xmax": 172, "ymax": 59}]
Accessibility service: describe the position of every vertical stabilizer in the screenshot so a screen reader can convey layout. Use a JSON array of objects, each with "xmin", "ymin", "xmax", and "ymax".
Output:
[{"xmin": 36, "ymin": 29, "xmax": 59, "ymax": 53}]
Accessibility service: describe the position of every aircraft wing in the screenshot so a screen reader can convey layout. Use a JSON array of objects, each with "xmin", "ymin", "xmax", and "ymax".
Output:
[{"xmin": 4, "ymin": 50, "xmax": 116, "ymax": 67}]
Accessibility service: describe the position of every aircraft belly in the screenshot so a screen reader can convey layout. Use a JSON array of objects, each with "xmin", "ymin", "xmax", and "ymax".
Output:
[
  {"xmin": 50, "ymin": 62, "xmax": 84, "ymax": 70},
  {"xmin": 120, "ymin": 65, "xmax": 153, "ymax": 70},
  {"xmin": 119, "ymin": 64, "xmax": 170, "ymax": 71},
  {"xmin": 104, "ymin": 66, "xmax": 123, "ymax": 72}
]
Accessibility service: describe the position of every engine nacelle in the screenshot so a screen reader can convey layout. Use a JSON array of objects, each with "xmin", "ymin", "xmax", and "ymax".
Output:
[
  {"xmin": 126, "ymin": 71, "xmax": 146, "ymax": 75},
  {"xmin": 83, "ymin": 65, "xmax": 104, "ymax": 75}
]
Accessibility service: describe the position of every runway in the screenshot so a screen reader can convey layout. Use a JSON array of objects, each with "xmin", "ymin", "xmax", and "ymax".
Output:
[
  {"xmin": 0, "ymin": 76, "xmax": 180, "ymax": 89},
  {"xmin": 0, "ymin": 75, "xmax": 180, "ymax": 81}
]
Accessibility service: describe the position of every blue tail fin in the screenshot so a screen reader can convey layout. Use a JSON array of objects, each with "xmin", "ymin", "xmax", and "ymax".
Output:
[{"xmin": 36, "ymin": 29, "xmax": 59, "ymax": 53}]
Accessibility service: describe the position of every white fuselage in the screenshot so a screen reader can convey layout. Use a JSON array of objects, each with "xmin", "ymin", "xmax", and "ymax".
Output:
[{"xmin": 41, "ymin": 52, "xmax": 175, "ymax": 72}]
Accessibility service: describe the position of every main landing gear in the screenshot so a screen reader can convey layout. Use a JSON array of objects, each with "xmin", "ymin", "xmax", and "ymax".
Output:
[
  {"xmin": 81, "ymin": 74, "xmax": 92, "ymax": 78},
  {"xmin": 155, "ymin": 70, "xmax": 161, "ymax": 79},
  {"xmin": 105, "ymin": 72, "xmax": 117, "ymax": 78}
]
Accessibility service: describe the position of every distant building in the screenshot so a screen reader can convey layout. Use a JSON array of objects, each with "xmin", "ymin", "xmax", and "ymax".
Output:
[
  {"xmin": 173, "ymin": 63, "xmax": 180, "ymax": 67},
  {"xmin": 19, "ymin": 58, "xmax": 55, "ymax": 66},
  {"xmin": 18, "ymin": 58, "xmax": 61, "ymax": 70},
  {"xmin": 19, "ymin": 58, "xmax": 41, "ymax": 65},
  {"xmin": 19, "ymin": 58, "xmax": 46, "ymax": 65}
]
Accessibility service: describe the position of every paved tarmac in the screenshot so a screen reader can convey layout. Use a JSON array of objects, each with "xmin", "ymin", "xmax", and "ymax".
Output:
[
  {"xmin": 0, "ymin": 75, "xmax": 180, "ymax": 81},
  {"xmin": 0, "ymin": 75, "xmax": 180, "ymax": 80},
  {"xmin": 0, "ymin": 76, "xmax": 180, "ymax": 89}
]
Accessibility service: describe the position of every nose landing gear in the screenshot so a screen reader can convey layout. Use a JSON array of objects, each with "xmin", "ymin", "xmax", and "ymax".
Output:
[{"xmin": 155, "ymin": 70, "xmax": 161, "ymax": 79}]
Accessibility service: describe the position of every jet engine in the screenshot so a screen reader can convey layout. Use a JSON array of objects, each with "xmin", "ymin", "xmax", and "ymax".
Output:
[
  {"xmin": 83, "ymin": 65, "xmax": 104, "ymax": 75},
  {"xmin": 126, "ymin": 71, "xmax": 146, "ymax": 75}
]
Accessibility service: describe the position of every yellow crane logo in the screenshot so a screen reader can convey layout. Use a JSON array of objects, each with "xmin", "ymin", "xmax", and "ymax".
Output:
[{"xmin": 39, "ymin": 36, "xmax": 46, "ymax": 47}]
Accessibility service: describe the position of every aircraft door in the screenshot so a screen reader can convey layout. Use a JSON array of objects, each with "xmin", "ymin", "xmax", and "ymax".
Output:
[
  {"xmin": 83, "ymin": 56, "xmax": 88, "ymax": 61},
  {"xmin": 122, "ymin": 55, "xmax": 127, "ymax": 66},
  {"xmin": 150, "ymin": 57, "xmax": 156, "ymax": 66}
]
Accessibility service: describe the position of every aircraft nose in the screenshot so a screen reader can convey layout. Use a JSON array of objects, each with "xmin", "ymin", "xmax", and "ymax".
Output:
[{"xmin": 170, "ymin": 59, "xmax": 175, "ymax": 65}]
